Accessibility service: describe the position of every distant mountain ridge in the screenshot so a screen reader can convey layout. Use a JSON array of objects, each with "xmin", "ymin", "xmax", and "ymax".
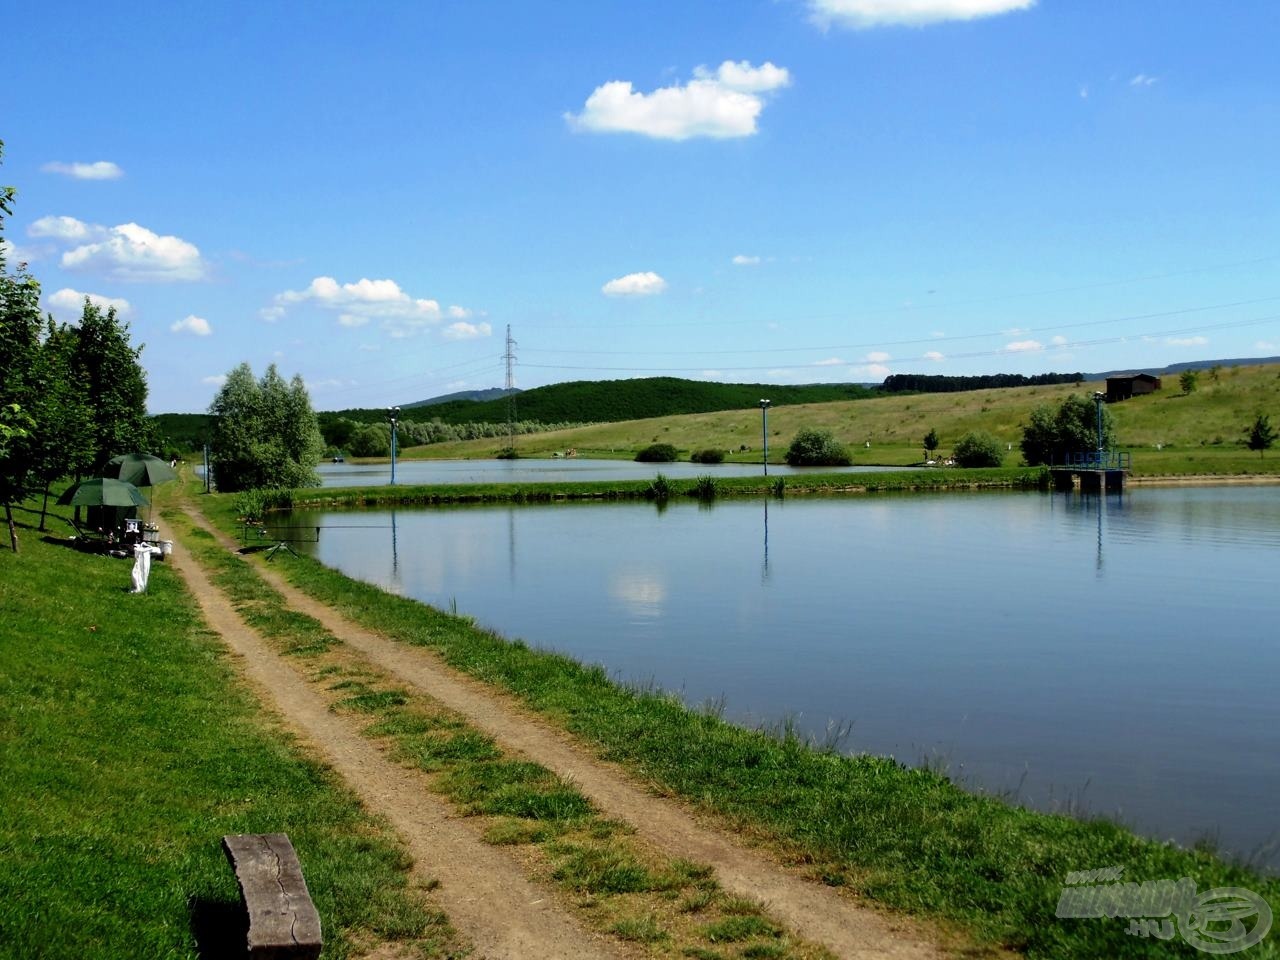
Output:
[
  {"xmin": 404, "ymin": 387, "xmax": 518, "ymax": 407},
  {"xmin": 1084, "ymin": 357, "xmax": 1280, "ymax": 379}
]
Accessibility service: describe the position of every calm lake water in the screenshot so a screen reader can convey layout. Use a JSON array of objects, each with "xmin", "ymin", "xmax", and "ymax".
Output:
[
  {"xmin": 287, "ymin": 486, "xmax": 1280, "ymax": 869},
  {"xmin": 314, "ymin": 457, "xmax": 911, "ymax": 487}
]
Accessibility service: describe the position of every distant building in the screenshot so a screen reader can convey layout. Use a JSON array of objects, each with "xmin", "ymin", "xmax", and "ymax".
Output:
[{"xmin": 1106, "ymin": 373, "xmax": 1162, "ymax": 403}]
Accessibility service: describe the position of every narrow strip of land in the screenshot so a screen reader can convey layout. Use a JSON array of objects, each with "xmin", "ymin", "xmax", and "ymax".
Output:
[
  {"xmin": 180, "ymin": 504, "xmax": 946, "ymax": 960},
  {"xmin": 165, "ymin": 511, "xmax": 631, "ymax": 960}
]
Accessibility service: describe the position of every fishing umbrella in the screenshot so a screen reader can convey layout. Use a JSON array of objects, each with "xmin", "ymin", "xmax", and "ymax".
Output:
[
  {"xmin": 105, "ymin": 453, "xmax": 178, "ymax": 488},
  {"xmin": 57, "ymin": 477, "xmax": 149, "ymax": 508}
]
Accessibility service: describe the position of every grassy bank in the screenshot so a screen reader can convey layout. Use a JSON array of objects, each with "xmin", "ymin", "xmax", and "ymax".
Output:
[
  {"xmin": 391, "ymin": 362, "xmax": 1280, "ymax": 476},
  {"xmin": 0, "ymin": 505, "xmax": 461, "ymax": 959},
  {"xmin": 195, "ymin": 490, "xmax": 1280, "ymax": 959},
  {"xmin": 261, "ymin": 466, "xmax": 1048, "ymax": 513}
]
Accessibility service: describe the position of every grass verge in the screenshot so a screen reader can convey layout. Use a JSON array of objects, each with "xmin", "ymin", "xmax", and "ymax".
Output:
[
  {"xmin": 190, "ymin": 489, "xmax": 1280, "ymax": 960},
  {"xmin": 0, "ymin": 505, "xmax": 461, "ymax": 960}
]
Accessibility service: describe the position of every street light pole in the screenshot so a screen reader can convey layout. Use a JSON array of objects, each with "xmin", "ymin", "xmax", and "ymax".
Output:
[
  {"xmin": 388, "ymin": 406, "xmax": 400, "ymax": 485},
  {"xmin": 759, "ymin": 399, "xmax": 771, "ymax": 476},
  {"xmin": 1093, "ymin": 391, "xmax": 1105, "ymax": 464}
]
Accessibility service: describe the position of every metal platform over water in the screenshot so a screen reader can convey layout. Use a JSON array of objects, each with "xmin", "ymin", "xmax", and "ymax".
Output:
[{"xmin": 1049, "ymin": 451, "xmax": 1131, "ymax": 492}]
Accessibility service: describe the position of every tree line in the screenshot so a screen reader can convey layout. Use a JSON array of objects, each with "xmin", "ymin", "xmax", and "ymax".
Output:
[
  {"xmin": 0, "ymin": 143, "xmax": 153, "ymax": 551},
  {"xmin": 881, "ymin": 372, "xmax": 1084, "ymax": 393}
]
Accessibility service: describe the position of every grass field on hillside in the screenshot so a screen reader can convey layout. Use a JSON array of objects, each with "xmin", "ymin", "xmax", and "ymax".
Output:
[{"xmin": 395, "ymin": 363, "xmax": 1280, "ymax": 474}]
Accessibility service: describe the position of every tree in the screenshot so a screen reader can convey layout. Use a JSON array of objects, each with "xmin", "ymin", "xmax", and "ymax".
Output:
[
  {"xmin": 348, "ymin": 423, "xmax": 391, "ymax": 458},
  {"xmin": 1246, "ymin": 414, "xmax": 1276, "ymax": 459},
  {"xmin": 209, "ymin": 362, "xmax": 323, "ymax": 492},
  {"xmin": 27, "ymin": 319, "xmax": 94, "ymax": 529},
  {"xmin": 784, "ymin": 428, "xmax": 852, "ymax": 466},
  {"xmin": 923, "ymin": 428, "xmax": 940, "ymax": 458},
  {"xmin": 1179, "ymin": 369, "xmax": 1199, "ymax": 395},
  {"xmin": 953, "ymin": 430, "xmax": 1004, "ymax": 467},
  {"xmin": 1020, "ymin": 394, "xmax": 1116, "ymax": 466},
  {"xmin": 70, "ymin": 299, "xmax": 154, "ymax": 473}
]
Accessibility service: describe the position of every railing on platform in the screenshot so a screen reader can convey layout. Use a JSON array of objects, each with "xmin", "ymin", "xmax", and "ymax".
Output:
[{"xmin": 1059, "ymin": 450, "xmax": 1131, "ymax": 471}]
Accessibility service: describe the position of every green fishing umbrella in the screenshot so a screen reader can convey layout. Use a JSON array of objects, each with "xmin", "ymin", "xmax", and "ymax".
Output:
[
  {"xmin": 105, "ymin": 453, "xmax": 178, "ymax": 487},
  {"xmin": 57, "ymin": 477, "xmax": 149, "ymax": 508}
]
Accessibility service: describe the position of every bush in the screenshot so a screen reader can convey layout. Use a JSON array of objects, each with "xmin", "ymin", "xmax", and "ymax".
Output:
[
  {"xmin": 784, "ymin": 428, "xmax": 851, "ymax": 467},
  {"xmin": 1020, "ymin": 394, "xmax": 1115, "ymax": 466},
  {"xmin": 690, "ymin": 448, "xmax": 725, "ymax": 464},
  {"xmin": 635, "ymin": 443, "xmax": 678, "ymax": 463},
  {"xmin": 953, "ymin": 431, "xmax": 1004, "ymax": 467}
]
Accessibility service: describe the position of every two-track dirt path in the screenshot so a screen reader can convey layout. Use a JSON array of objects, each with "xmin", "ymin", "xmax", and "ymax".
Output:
[{"xmin": 171, "ymin": 504, "xmax": 949, "ymax": 959}]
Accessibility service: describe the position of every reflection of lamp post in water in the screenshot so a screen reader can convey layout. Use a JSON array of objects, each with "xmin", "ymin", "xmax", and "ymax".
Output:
[
  {"xmin": 761, "ymin": 497, "xmax": 771, "ymax": 582},
  {"xmin": 388, "ymin": 406, "xmax": 401, "ymax": 485},
  {"xmin": 759, "ymin": 399, "xmax": 771, "ymax": 476}
]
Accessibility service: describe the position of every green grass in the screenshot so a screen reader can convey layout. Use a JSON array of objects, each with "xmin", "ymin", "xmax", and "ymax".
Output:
[
  {"xmin": 200, "ymin": 489, "xmax": 1280, "ymax": 960},
  {"xmin": 0, "ymin": 510, "xmax": 458, "ymax": 959},
  {"xmin": 389, "ymin": 362, "xmax": 1280, "ymax": 476}
]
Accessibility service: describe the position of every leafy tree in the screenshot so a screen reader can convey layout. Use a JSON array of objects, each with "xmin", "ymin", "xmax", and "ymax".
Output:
[
  {"xmin": 0, "ymin": 140, "xmax": 45, "ymax": 551},
  {"xmin": 923, "ymin": 428, "xmax": 940, "ymax": 457},
  {"xmin": 208, "ymin": 362, "xmax": 323, "ymax": 492},
  {"xmin": 784, "ymin": 428, "xmax": 852, "ymax": 467},
  {"xmin": 953, "ymin": 431, "xmax": 1004, "ymax": 467},
  {"xmin": 635, "ymin": 442, "xmax": 678, "ymax": 463},
  {"xmin": 1179, "ymin": 369, "xmax": 1199, "ymax": 395},
  {"xmin": 69, "ymin": 299, "xmax": 154, "ymax": 473},
  {"xmin": 27, "ymin": 319, "xmax": 94, "ymax": 528},
  {"xmin": 1020, "ymin": 394, "xmax": 1116, "ymax": 466},
  {"xmin": 348, "ymin": 423, "xmax": 391, "ymax": 458},
  {"xmin": 1246, "ymin": 413, "xmax": 1276, "ymax": 459}
]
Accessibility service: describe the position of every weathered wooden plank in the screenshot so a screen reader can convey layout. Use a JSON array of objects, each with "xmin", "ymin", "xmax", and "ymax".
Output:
[{"xmin": 223, "ymin": 833, "xmax": 323, "ymax": 959}]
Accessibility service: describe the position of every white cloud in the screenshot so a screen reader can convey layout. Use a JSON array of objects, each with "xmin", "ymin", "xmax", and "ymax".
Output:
[
  {"xmin": 732, "ymin": 254, "xmax": 762, "ymax": 266},
  {"xmin": 854, "ymin": 363, "xmax": 891, "ymax": 379},
  {"xmin": 566, "ymin": 60, "xmax": 790, "ymax": 141},
  {"xmin": 45, "ymin": 287, "xmax": 133, "ymax": 321},
  {"xmin": 924, "ymin": 350, "xmax": 946, "ymax": 362},
  {"xmin": 442, "ymin": 321, "xmax": 492, "ymax": 341},
  {"xmin": 202, "ymin": 374, "xmax": 228, "ymax": 388},
  {"xmin": 1255, "ymin": 340, "xmax": 1278, "ymax": 352},
  {"xmin": 602, "ymin": 271, "xmax": 667, "ymax": 297},
  {"xmin": 1005, "ymin": 339, "xmax": 1044, "ymax": 352},
  {"xmin": 171, "ymin": 314, "xmax": 211, "ymax": 336},
  {"xmin": 814, "ymin": 357, "xmax": 845, "ymax": 366},
  {"xmin": 271, "ymin": 275, "xmax": 477, "ymax": 338},
  {"xmin": 1002, "ymin": 326, "xmax": 1028, "ymax": 336},
  {"xmin": 41, "ymin": 160, "xmax": 124, "ymax": 180},
  {"xmin": 700, "ymin": 369, "xmax": 723, "ymax": 379},
  {"xmin": 1050, "ymin": 335, "xmax": 1068, "ymax": 346},
  {"xmin": 1130, "ymin": 73, "xmax": 1158, "ymax": 87},
  {"xmin": 1079, "ymin": 84, "xmax": 1089, "ymax": 100},
  {"xmin": 0, "ymin": 238, "xmax": 35, "ymax": 264},
  {"xmin": 865, "ymin": 350, "xmax": 891, "ymax": 363},
  {"xmin": 60, "ymin": 222, "xmax": 206, "ymax": 281},
  {"xmin": 1167, "ymin": 336, "xmax": 1207, "ymax": 347},
  {"xmin": 29, "ymin": 215, "xmax": 106, "ymax": 241},
  {"xmin": 808, "ymin": 0, "xmax": 1035, "ymax": 29}
]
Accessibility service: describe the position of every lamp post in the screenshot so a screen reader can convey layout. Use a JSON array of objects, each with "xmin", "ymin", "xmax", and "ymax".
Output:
[
  {"xmin": 1093, "ymin": 391, "xmax": 1106, "ymax": 466},
  {"xmin": 388, "ymin": 406, "xmax": 400, "ymax": 485},
  {"xmin": 759, "ymin": 399, "xmax": 771, "ymax": 476}
]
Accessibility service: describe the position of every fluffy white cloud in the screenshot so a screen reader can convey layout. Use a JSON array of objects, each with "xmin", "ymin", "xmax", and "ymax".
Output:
[
  {"xmin": 45, "ymin": 287, "xmax": 133, "ymax": 321},
  {"xmin": 855, "ymin": 363, "xmax": 891, "ymax": 379},
  {"xmin": 270, "ymin": 275, "xmax": 478, "ymax": 338},
  {"xmin": 1255, "ymin": 340, "xmax": 1278, "ymax": 352},
  {"xmin": 566, "ymin": 60, "xmax": 790, "ymax": 140},
  {"xmin": 808, "ymin": 0, "xmax": 1035, "ymax": 29},
  {"xmin": 171, "ymin": 314, "xmax": 211, "ymax": 336},
  {"xmin": 602, "ymin": 271, "xmax": 667, "ymax": 297},
  {"xmin": 202, "ymin": 374, "xmax": 228, "ymax": 388},
  {"xmin": 41, "ymin": 160, "xmax": 124, "ymax": 180},
  {"xmin": 813, "ymin": 357, "xmax": 845, "ymax": 366},
  {"xmin": 59, "ymin": 222, "xmax": 206, "ymax": 281},
  {"xmin": 1005, "ymin": 339, "xmax": 1044, "ymax": 352},
  {"xmin": 924, "ymin": 350, "xmax": 946, "ymax": 362},
  {"xmin": 732, "ymin": 254, "xmax": 762, "ymax": 266},
  {"xmin": 1130, "ymin": 73, "xmax": 1158, "ymax": 87},
  {"xmin": 0, "ymin": 238, "xmax": 34, "ymax": 264},
  {"xmin": 865, "ymin": 350, "xmax": 891, "ymax": 363},
  {"xmin": 1050, "ymin": 335, "xmax": 1069, "ymax": 346},
  {"xmin": 1167, "ymin": 336, "xmax": 1207, "ymax": 347},
  {"xmin": 442, "ymin": 321, "xmax": 493, "ymax": 341},
  {"xmin": 29, "ymin": 215, "xmax": 106, "ymax": 241}
]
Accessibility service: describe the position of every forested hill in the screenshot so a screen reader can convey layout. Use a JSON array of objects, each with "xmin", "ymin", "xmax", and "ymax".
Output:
[{"xmin": 328, "ymin": 377, "xmax": 877, "ymax": 427}]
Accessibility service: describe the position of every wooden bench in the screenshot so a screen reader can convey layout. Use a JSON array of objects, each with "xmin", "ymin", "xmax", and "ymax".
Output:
[{"xmin": 222, "ymin": 833, "xmax": 323, "ymax": 959}]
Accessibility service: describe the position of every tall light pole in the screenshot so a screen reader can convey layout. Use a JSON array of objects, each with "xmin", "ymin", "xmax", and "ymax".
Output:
[
  {"xmin": 759, "ymin": 399, "xmax": 771, "ymax": 476},
  {"xmin": 388, "ymin": 406, "xmax": 400, "ymax": 485},
  {"xmin": 1093, "ymin": 391, "xmax": 1106, "ymax": 465}
]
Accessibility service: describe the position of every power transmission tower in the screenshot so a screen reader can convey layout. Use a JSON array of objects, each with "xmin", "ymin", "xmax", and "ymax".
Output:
[{"xmin": 503, "ymin": 324, "xmax": 517, "ymax": 452}]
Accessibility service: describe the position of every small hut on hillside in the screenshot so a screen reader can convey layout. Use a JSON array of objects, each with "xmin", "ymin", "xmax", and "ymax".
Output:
[{"xmin": 1106, "ymin": 373, "xmax": 1162, "ymax": 403}]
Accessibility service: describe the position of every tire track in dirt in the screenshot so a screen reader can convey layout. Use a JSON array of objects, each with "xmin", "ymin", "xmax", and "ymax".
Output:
[
  {"xmin": 184, "ymin": 506, "xmax": 946, "ymax": 960},
  {"xmin": 165, "ymin": 515, "xmax": 632, "ymax": 960}
]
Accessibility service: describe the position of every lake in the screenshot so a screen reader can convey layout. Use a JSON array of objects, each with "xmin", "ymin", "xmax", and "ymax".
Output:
[{"xmin": 287, "ymin": 485, "xmax": 1280, "ymax": 869}]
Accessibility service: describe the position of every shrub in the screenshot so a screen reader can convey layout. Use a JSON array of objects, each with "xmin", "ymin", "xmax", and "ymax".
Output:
[
  {"xmin": 953, "ymin": 431, "xmax": 1004, "ymax": 467},
  {"xmin": 690, "ymin": 448, "xmax": 725, "ymax": 464},
  {"xmin": 691, "ymin": 475, "xmax": 718, "ymax": 500},
  {"xmin": 635, "ymin": 443, "xmax": 678, "ymax": 463},
  {"xmin": 1020, "ymin": 394, "xmax": 1115, "ymax": 466},
  {"xmin": 784, "ymin": 428, "xmax": 851, "ymax": 467},
  {"xmin": 645, "ymin": 474, "xmax": 671, "ymax": 501}
]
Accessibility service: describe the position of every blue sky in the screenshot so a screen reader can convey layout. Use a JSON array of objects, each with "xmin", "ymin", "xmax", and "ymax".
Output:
[{"xmin": 5, "ymin": 0, "xmax": 1278, "ymax": 413}]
